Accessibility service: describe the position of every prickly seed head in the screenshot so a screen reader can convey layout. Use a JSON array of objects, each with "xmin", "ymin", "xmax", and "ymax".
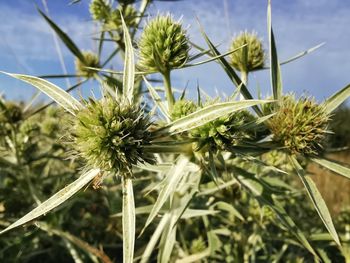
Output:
[
  {"xmin": 170, "ymin": 99, "xmax": 197, "ymax": 120},
  {"xmin": 191, "ymin": 107, "xmax": 256, "ymax": 152},
  {"xmin": 230, "ymin": 31, "xmax": 265, "ymax": 73},
  {"xmin": 75, "ymin": 51, "xmax": 100, "ymax": 79},
  {"xmin": 73, "ymin": 96, "xmax": 155, "ymax": 174},
  {"xmin": 138, "ymin": 15, "xmax": 190, "ymax": 73},
  {"xmin": 89, "ymin": 0, "xmax": 111, "ymax": 21},
  {"xmin": 268, "ymin": 95, "xmax": 330, "ymax": 155},
  {"xmin": 104, "ymin": 5, "xmax": 138, "ymax": 32}
]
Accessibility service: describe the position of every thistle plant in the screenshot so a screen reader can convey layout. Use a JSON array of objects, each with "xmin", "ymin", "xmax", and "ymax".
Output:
[
  {"xmin": 89, "ymin": 0, "xmax": 110, "ymax": 21},
  {"xmin": 74, "ymin": 96, "xmax": 154, "ymax": 174},
  {"xmin": 2, "ymin": 2, "xmax": 350, "ymax": 263},
  {"xmin": 75, "ymin": 51, "xmax": 100, "ymax": 79},
  {"xmin": 269, "ymin": 95, "xmax": 330, "ymax": 155},
  {"xmin": 138, "ymin": 15, "xmax": 190, "ymax": 110},
  {"xmin": 230, "ymin": 31, "xmax": 265, "ymax": 73}
]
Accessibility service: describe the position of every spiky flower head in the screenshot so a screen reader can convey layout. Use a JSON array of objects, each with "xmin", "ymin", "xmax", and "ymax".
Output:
[
  {"xmin": 191, "ymin": 108, "xmax": 256, "ymax": 152},
  {"xmin": 73, "ymin": 96, "xmax": 154, "ymax": 175},
  {"xmin": 268, "ymin": 95, "xmax": 330, "ymax": 155},
  {"xmin": 89, "ymin": 0, "xmax": 111, "ymax": 21},
  {"xmin": 230, "ymin": 31, "xmax": 265, "ymax": 73},
  {"xmin": 104, "ymin": 5, "xmax": 138, "ymax": 33},
  {"xmin": 138, "ymin": 15, "xmax": 190, "ymax": 73},
  {"xmin": 0, "ymin": 102, "xmax": 23, "ymax": 124},
  {"xmin": 170, "ymin": 99, "xmax": 197, "ymax": 120},
  {"xmin": 75, "ymin": 51, "xmax": 100, "ymax": 79}
]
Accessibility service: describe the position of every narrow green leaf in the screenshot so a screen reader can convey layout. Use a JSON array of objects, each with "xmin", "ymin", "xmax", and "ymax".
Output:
[
  {"xmin": 268, "ymin": 0, "xmax": 283, "ymax": 100},
  {"xmin": 142, "ymin": 156, "xmax": 190, "ymax": 232},
  {"xmin": 181, "ymin": 209, "xmax": 219, "ymax": 219},
  {"xmin": 121, "ymin": 13, "xmax": 135, "ymax": 102},
  {"xmin": 198, "ymin": 23, "xmax": 263, "ymax": 116},
  {"xmin": 155, "ymin": 100, "xmax": 271, "ymax": 136},
  {"xmin": 0, "ymin": 169, "xmax": 100, "ymax": 235},
  {"xmin": 232, "ymin": 166, "xmax": 318, "ymax": 257},
  {"xmin": 143, "ymin": 77, "xmax": 170, "ymax": 121},
  {"xmin": 290, "ymin": 156, "xmax": 341, "ymax": 246},
  {"xmin": 279, "ymin": 43, "xmax": 325, "ymax": 66},
  {"xmin": 212, "ymin": 201, "xmax": 244, "ymax": 221},
  {"xmin": 322, "ymin": 83, "xmax": 350, "ymax": 114},
  {"xmin": 311, "ymin": 157, "xmax": 350, "ymax": 180},
  {"xmin": 183, "ymin": 44, "xmax": 247, "ymax": 68},
  {"xmin": 122, "ymin": 177, "xmax": 135, "ymax": 263},
  {"xmin": 140, "ymin": 214, "xmax": 170, "ymax": 263},
  {"xmin": 1, "ymin": 72, "xmax": 82, "ymax": 115},
  {"xmin": 37, "ymin": 9, "xmax": 86, "ymax": 63}
]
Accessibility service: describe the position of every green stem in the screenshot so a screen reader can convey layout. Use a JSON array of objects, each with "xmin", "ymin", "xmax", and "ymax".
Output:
[
  {"xmin": 162, "ymin": 70, "xmax": 175, "ymax": 111},
  {"xmin": 240, "ymin": 70, "xmax": 248, "ymax": 101}
]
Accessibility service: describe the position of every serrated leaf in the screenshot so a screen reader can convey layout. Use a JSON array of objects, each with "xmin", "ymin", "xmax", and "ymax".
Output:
[
  {"xmin": 121, "ymin": 13, "xmax": 135, "ymax": 102},
  {"xmin": 38, "ymin": 9, "xmax": 86, "ymax": 63},
  {"xmin": 1, "ymin": 72, "xmax": 82, "ymax": 115},
  {"xmin": 155, "ymin": 100, "xmax": 271, "ymax": 136},
  {"xmin": 311, "ymin": 157, "xmax": 350, "ymax": 180},
  {"xmin": 0, "ymin": 169, "xmax": 100, "ymax": 235},
  {"xmin": 122, "ymin": 177, "xmax": 135, "ymax": 263},
  {"xmin": 142, "ymin": 156, "xmax": 190, "ymax": 232},
  {"xmin": 268, "ymin": 0, "xmax": 283, "ymax": 100},
  {"xmin": 322, "ymin": 83, "xmax": 350, "ymax": 114},
  {"xmin": 290, "ymin": 156, "xmax": 341, "ymax": 246}
]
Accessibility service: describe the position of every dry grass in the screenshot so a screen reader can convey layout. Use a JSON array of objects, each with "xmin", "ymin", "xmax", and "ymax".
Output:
[{"xmin": 308, "ymin": 150, "xmax": 350, "ymax": 215}]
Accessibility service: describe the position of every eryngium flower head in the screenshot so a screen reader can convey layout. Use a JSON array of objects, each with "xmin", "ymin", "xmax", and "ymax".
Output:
[
  {"xmin": 104, "ymin": 5, "xmax": 138, "ymax": 33},
  {"xmin": 73, "ymin": 97, "xmax": 154, "ymax": 174},
  {"xmin": 75, "ymin": 51, "xmax": 100, "ymax": 78},
  {"xmin": 230, "ymin": 31, "xmax": 265, "ymax": 73},
  {"xmin": 191, "ymin": 108, "xmax": 256, "ymax": 152},
  {"xmin": 268, "ymin": 95, "xmax": 330, "ymax": 155},
  {"xmin": 0, "ymin": 102, "xmax": 22, "ymax": 123},
  {"xmin": 170, "ymin": 99, "xmax": 197, "ymax": 120},
  {"xmin": 89, "ymin": 0, "xmax": 111, "ymax": 21},
  {"xmin": 138, "ymin": 15, "xmax": 190, "ymax": 73}
]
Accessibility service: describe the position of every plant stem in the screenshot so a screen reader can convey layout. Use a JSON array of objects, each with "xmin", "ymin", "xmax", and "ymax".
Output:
[
  {"xmin": 162, "ymin": 70, "xmax": 175, "ymax": 111},
  {"xmin": 240, "ymin": 70, "xmax": 248, "ymax": 101}
]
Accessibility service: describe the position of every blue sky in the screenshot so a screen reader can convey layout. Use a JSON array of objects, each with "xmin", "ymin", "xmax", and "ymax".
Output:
[{"xmin": 1, "ymin": 0, "xmax": 350, "ymax": 104}]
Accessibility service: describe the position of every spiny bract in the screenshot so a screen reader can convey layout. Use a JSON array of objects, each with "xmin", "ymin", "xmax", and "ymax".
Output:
[
  {"xmin": 73, "ymin": 96, "xmax": 154, "ymax": 174},
  {"xmin": 230, "ymin": 31, "xmax": 265, "ymax": 73},
  {"xmin": 89, "ymin": 0, "xmax": 111, "ymax": 21},
  {"xmin": 138, "ymin": 15, "xmax": 189, "ymax": 73},
  {"xmin": 75, "ymin": 51, "xmax": 100, "ymax": 78},
  {"xmin": 268, "ymin": 95, "xmax": 330, "ymax": 155}
]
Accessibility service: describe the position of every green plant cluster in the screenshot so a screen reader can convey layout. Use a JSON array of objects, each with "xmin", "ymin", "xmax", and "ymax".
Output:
[{"xmin": 1, "ymin": 1, "xmax": 350, "ymax": 263}]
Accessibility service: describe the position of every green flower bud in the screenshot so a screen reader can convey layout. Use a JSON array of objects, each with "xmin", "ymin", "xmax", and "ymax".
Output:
[
  {"xmin": 230, "ymin": 31, "xmax": 265, "ymax": 73},
  {"xmin": 73, "ymin": 96, "xmax": 155, "ymax": 174},
  {"xmin": 138, "ymin": 15, "xmax": 190, "ymax": 73},
  {"xmin": 0, "ymin": 102, "xmax": 23, "ymax": 124},
  {"xmin": 268, "ymin": 95, "xmax": 330, "ymax": 155},
  {"xmin": 170, "ymin": 99, "xmax": 197, "ymax": 120},
  {"xmin": 190, "ymin": 100, "xmax": 256, "ymax": 152},
  {"xmin": 104, "ymin": 5, "xmax": 138, "ymax": 33},
  {"xmin": 190, "ymin": 236, "xmax": 206, "ymax": 254},
  {"xmin": 89, "ymin": 0, "xmax": 111, "ymax": 21},
  {"xmin": 75, "ymin": 51, "xmax": 100, "ymax": 79},
  {"xmin": 20, "ymin": 120, "xmax": 40, "ymax": 136}
]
